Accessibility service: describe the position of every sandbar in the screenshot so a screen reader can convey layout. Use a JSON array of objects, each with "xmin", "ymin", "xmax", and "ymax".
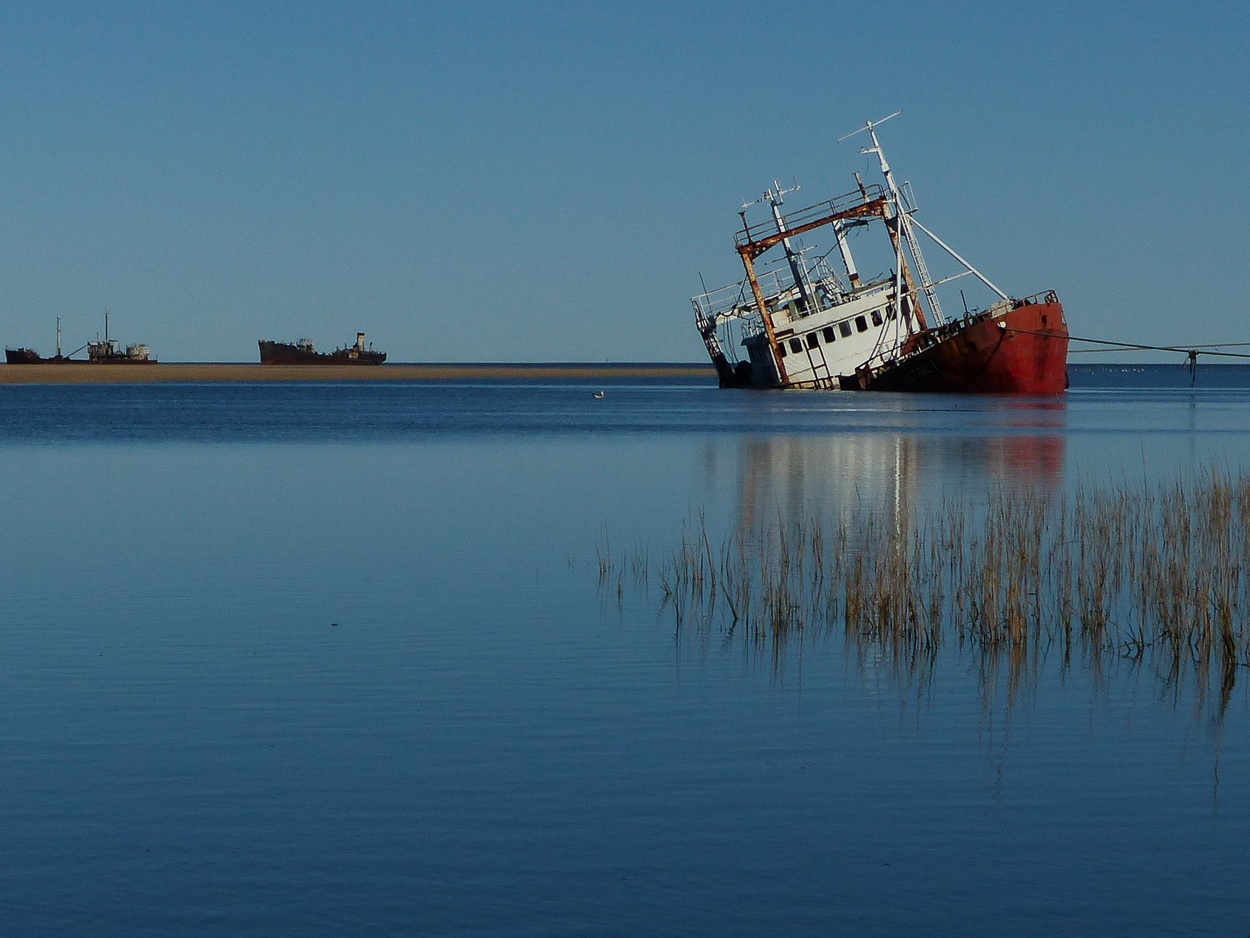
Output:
[{"xmin": 0, "ymin": 362, "xmax": 714, "ymax": 384}]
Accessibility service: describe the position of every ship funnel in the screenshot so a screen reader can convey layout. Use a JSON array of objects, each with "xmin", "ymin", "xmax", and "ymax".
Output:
[{"xmin": 356, "ymin": 332, "xmax": 366, "ymax": 351}]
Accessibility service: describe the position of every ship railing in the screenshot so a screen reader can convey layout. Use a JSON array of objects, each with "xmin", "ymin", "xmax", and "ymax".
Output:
[
  {"xmin": 734, "ymin": 184, "xmax": 886, "ymax": 248},
  {"xmin": 1013, "ymin": 290, "xmax": 1060, "ymax": 307},
  {"xmin": 692, "ymin": 268, "xmax": 790, "ymax": 326}
]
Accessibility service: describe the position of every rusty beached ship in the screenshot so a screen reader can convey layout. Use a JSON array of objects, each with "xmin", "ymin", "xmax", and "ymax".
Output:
[
  {"xmin": 258, "ymin": 332, "xmax": 386, "ymax": 365},
  {"xmin": 5, "ymin": 312, "xmax": 154, "ymax": 364},
  {"xmin": 693, "ymin": 113, "xmax": 1069, "ymax": 393}
]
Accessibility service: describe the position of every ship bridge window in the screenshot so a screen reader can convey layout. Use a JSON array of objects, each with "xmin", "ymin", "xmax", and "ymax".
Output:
[
  {"xmin": 839, "ymin": 321, "xmax": 852, "ymax": 338},
  {"xmin": 777, "ymin": 342, "xmax": 787, "ymax": 358},
  {"xmin": 871, "ymin": 311, "xmax": 883, "ymax": 326},
  {"xmin": 855, "ymin": 315, "xmax": 868, "ymax": 333},
  {"xmin": 805, "ymin": 333, "xmax": 819, "ymax": 350},
  {"xmin": 822, "ymin": 326, "xmax": 836, "ymax": 343},
  {"xmin": 788, "ymin": 337, "xmax": 803, "ymax": 354}
]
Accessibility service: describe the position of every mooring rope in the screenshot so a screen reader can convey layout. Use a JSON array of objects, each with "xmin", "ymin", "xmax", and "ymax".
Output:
[
  {"xmin": 997, "ymin": 325, "xmax": 1250, "ymax": 387},
  {"xmin": 1069, "ymin": 336, "xmax": 1250, "ymax": 360},
  {"xmin": 1010, "ymin": 328, "xmax": 1250, "ymax": 362}
]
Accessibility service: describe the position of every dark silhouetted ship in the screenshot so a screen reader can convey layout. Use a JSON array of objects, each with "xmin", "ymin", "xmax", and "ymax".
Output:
[{"xmin": 259, "ymin": 332, "xmax": 386, "ymax": 365}]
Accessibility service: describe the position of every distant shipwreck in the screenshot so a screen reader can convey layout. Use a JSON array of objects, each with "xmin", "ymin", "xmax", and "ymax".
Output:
[
  {"xmin": 5, "ymin": 312, "xmax": 154, "ymax": 364},
  {"xmin": 258, "ymin": 332, "xmax": 386, "ymax": 365}
]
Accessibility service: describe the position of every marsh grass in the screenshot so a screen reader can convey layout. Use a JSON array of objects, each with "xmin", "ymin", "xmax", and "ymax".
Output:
[{"xmin": 604, "ymin": 465, "xmax": 1250, "ymax": 690}]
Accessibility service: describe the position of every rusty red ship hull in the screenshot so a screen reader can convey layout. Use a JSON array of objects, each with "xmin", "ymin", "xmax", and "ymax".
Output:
[{"xmin": 847, "ymin": 295, "xmax": 1069, "ymax": 394}]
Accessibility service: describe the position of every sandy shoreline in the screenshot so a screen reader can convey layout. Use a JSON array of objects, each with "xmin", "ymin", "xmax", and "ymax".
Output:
[{"xmin": 0, "ymin": 362, "xmax": 714, "ymax": 384}]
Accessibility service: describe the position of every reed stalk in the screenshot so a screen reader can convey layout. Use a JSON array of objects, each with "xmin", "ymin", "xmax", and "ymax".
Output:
[{"xmin": 601, "ymin": 464, "xmax": 1250, "ymax": 696}]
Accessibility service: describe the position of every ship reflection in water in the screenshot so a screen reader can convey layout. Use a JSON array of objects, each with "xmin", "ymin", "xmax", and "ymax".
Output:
[
  {"xmin": 718, "ymin": 431, "xmax": 1065, "ymax": 532},
  {"xmin": 700, "ymin": 400, "xmax": 1068, "ymax": 535}
]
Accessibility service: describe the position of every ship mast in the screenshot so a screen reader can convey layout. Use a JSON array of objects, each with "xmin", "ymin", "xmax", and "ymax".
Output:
[
  {"xmin": 832, "ymin": 218, "xmax": 861, "ymax": 290},
  {"xmin": 841, "ymin": 112, "xmax": 946, "ymax": 325},
  {"xmin": 745, "ymin": 182, "xmax": 814, "ymax": 313},
  {"xmin": 842, "ymin": 112, "xmax": 1013, "ymax": 317}
]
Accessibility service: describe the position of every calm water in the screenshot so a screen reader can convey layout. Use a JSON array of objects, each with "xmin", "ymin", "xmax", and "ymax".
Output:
[{"xmin": 1, "ymin": 366, "xmax": 1248, "ymax": 936}]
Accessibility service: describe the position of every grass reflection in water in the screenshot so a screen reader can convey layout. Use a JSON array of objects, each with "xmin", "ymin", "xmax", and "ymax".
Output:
[{"xmin": 600, "ymin": 465, "xmax": 1250, "ymax": 721}]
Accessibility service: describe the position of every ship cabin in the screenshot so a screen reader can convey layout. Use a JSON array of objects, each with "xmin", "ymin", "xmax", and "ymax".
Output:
[{"xmin": 693, "ymin": 179, "xmax": 924, "ymax": 390}]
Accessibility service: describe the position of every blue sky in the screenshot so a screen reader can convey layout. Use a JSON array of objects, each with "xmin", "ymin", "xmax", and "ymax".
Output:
[{"xmin": 0, "ymin": 1, "xmax": 1245, "ymax": 362}]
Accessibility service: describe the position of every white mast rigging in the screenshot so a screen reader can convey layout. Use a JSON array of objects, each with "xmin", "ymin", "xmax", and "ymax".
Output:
[{"xmin": 840, "ymin": 111, "xmax": 946, "ymax": 324}]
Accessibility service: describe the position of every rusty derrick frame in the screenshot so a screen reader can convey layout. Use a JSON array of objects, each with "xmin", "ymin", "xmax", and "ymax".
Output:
[
  {"xmin": 734, "ymin": 195, "xmax": 893, "ymax": 384},
  {"xmin": 735, "ymin": 195, "xmax": 889, "ymax": 262}
]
